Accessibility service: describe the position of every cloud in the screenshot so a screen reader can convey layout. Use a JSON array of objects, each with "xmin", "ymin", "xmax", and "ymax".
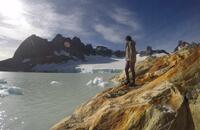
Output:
[
  {"xmin": 94, "ymin": 24, "xmax": 123, "ymax": 43},
  {"xmin": 0, "ymin": 47, "xmax": 15, "ymax": 60},
  {"xmin": 0, "ymin": 0, "xmax": 85, "ymax": 41},
  {"xmin": 24, "ymin": 3, "xmax": 85, "ymax": 36},
  {"xmin": 109, "ymin": 8, "xmax": 141, "ymax": 30},
  {"xmin": 93, "ymin": 7, "xmax": 142, "ymax": 44},
  {"xmin": 0, "ymin": 39, "xmax": 20, "ymax": 60}
]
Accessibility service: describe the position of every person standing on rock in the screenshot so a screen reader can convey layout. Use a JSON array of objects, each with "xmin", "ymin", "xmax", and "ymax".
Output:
[{"xmin": 123, "ymin": 35, "xmax": 136, "ymax": 87}]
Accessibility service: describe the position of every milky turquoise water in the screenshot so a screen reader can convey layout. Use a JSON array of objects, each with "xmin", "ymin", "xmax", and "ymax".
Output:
[{"xmin": 0, "ymin": 72, "xmax": 116, "ymax": 130}]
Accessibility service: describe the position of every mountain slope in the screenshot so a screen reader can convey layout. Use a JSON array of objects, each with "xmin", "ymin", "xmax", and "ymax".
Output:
[{"xmin": 51, "ymin": 46, "xmax": 200, "ymax": 130}]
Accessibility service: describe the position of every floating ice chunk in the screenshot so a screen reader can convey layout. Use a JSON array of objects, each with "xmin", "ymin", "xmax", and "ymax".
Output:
[
  {"xmin": 14, "ymin": 117, "xmax": 18, "ymax": 120},
  {"xmin": 7, "ymin": 86, "xmax": 23, "ymax": 95},
  {"xmin": 86, "ymin": 80, "xmax": 93, "ymax": 86},
  {"xmin": 93, "ymin": 77, "xmax": 103, "ymax": 85},
  {"xmin": 86, "ymin": 77, "xmax": 109, "ymax": 88},
  {"xmin": 0, "ymin": 82, "xmax": 23, "ymax": 97},
  {"xmin": 0, "ymin": 89, "xmax": 9, "ymax": 97},
  {"xmin": 97, "ymin": 81, "xmax": 109, "ymax": 88},
  {"xmin": 50, "ymin": 81, "xmax": 61, "ymax": 85},
  {"xmin": 0, "ymin": 79, "xmax": 7, "ymax": 84}
]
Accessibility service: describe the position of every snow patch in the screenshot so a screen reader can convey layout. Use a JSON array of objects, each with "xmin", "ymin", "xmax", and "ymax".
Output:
[
  {"xmin": 54, "ymin": 51, "xmax": 59, "ymax": 56},
  {"xmin": 152, "ymin": 53, "xmax": 168, "ymax": 57},
  {"xmin": 22, "ymin": 58, "xmax": 31, "ymax": 63},
  {"xmin": 54, "ymin": 50, "xmax": 70, "ymax": 57}
]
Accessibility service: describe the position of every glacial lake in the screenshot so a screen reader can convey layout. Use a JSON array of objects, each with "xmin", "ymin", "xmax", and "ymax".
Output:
[{"xmin": 0, "ymin": 72, "xmax": 117, "ymax": 130}]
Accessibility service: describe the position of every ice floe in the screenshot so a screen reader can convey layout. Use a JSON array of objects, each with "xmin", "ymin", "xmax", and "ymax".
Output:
[
  {"xmin": 50, "ymin": 81, "xmax": 62, "ymax": 85},
  {"xmin": 86, "ymin": 77, "xmax": 109, "ymax": 88},
  {"xmin": 0, "ymin": 79, "xmax": 23, "ymax": 97}
]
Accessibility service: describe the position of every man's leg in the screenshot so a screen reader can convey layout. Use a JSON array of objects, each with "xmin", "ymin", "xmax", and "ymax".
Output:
[
  {"xmin": 130, "ymin": 62, "xmax": 136, "ymax": 85},
  {"xmin": 125, "ymin": 61, "xmax": 130, "ymax": 83}
]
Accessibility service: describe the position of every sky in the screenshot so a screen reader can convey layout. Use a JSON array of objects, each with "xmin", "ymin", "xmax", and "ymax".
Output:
[{"xmin": 0, "ymin": 0, "xmax": 200, "ymax": 60}]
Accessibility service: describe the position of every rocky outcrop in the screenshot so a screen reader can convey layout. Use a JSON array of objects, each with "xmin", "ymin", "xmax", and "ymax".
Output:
[
  {"xmin": 174, "ymin": 40, "xmax": 200, "ymax": 52},
  {"xmin": 51, "ymin": 46, "xmax": 200, "ymax": 130},
  {"xmin": 139, "ymin": 46, "xmax": 169, "ymax": 56}
]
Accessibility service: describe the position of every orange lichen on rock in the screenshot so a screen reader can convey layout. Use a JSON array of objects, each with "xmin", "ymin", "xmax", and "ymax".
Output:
[{"xmin": 51, "ymin": 47, "xmax": 200, "ymax": 130}]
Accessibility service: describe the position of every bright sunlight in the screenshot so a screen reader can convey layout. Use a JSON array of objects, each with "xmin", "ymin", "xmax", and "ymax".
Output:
[{"xmin": 0, "ymin": 0, "xmax": 24, "ymax": 19}]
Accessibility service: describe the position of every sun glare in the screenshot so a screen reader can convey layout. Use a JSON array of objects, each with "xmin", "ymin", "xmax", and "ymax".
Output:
[
  {"xmin": 0, "ymin": 0, "xmax": 31, "ymax": 30},
  {"xmin": 0, "ymin": 0, "xmax": 24, "ymax": 19}
]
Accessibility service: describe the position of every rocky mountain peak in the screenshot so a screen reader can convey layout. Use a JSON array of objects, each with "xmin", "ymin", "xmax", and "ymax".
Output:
[
  {"xmin": 72, "ymin": 36, "xmax": 81, "ymax": 42},
  {"xmin": 13, "ymin": 34, "xmax": 48, "ymax": 59},
  {"xmin": 51, "ymin": 34, "xmax": 65, "ymax": 44}
]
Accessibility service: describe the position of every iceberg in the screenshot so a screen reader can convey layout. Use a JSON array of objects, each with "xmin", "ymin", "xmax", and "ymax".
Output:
[
  {"xmin": 86, "ymin": 77, "xmax": 109, "ymax": 88},
  {"xmin": 50, "ymin": 81, "xmax": 61, "ymax": 85},
  {"xmin": 0, "ymin": 79, "xmax": 23, "ymax": 97}
]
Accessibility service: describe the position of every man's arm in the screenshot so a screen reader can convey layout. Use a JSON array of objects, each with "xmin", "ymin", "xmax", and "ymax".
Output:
[
  {"xmin": 127, "ymin": 42, "xmax": 133, "ymax": 61},
  {"xmin": 129, "ymin": 42, "xmax": 135, "ymax": 56},
  {"xmin": 129, "ymin": 41, "xmax": 136, "ymax": 61}
]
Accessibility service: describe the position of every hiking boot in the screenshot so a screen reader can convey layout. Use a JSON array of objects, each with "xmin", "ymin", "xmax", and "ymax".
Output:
[
  {"xmin": 122, "ymin": 80, "xmax": 130, "ymax": 85},
  {"xmin": 128, "ymin": 82, "xmax": 137, "ymax": 87},
  {"xmin": 128, "ymin": 82, "xmax": 134, "ymax": 87}
]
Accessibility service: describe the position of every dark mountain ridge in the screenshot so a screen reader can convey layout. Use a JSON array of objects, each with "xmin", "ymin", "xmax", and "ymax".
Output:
[
  {"xmin": 0, "ymin": 34, "xmax": 125, "ymax": 72},
  {"xmin": 0, "ymin": 34, "xmax": 181, "ymax": 72}
]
